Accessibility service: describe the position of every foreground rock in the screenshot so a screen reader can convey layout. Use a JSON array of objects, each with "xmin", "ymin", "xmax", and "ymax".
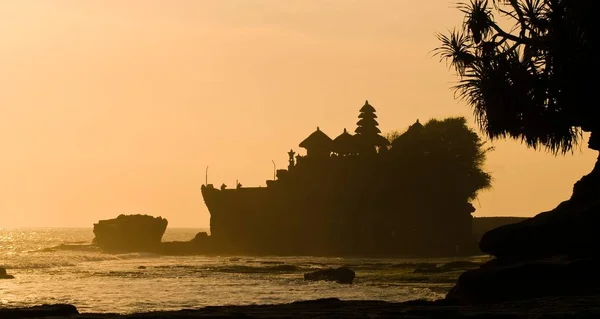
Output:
[
  {"xmin": 471, "ymin": 216, "xmax": 527, "ymax": 242},
  {"xmin": 479, "ymin": 198, "xmax": 600, "ymax": 260},
  {"xmin": 448, "ymin": 158, "xmax": 600, "ymax": 303},
  {"xmin": 304, "ymin": 267, "xmax": 355, "ymax": 284},
  {"xmin": 447, "ymin": 257, "xmax": 600, "ymax": 304},
  {"xmin": 0, "ymin": 304, "xmax": 78, "ymax": 318},
  {"xmin": 5, "ymin": 296, "xmax": 600, "ymax": 318},
  {"xmin": 93, "ymin": 214, "xmax": 168, "ymax": 252}
]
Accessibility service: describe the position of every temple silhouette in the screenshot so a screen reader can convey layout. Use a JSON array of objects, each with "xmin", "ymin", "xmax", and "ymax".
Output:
[{"xmin": 201, "ymin": 100, "xmax": 484, "ymax": 256}]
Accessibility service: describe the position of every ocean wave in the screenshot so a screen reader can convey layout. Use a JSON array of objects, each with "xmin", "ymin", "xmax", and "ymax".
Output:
[
  {"xmin": 2, "ymin": 250, "xmax": 151, "ymax": 270},
  {"xmin": 259, "ymin": 261, "xmax": 286, "ymax": 265},
  {"xmin": 62, "ymin": 240, "xmax": 88, "ymax": 244},
  {"xmin": 1, "ymin": 261, "xmax": 78, "ymax": 269},
  {"xmin": 214, "ymin": 264, "xmax": 300, "ymax": 274},
  {"xmin": 155, "ymin": 264, "xmax": 197, "ymax": 269},
  {"xmin": 387, "ymin": 262, "xmax": 438, "ymax": 269},
  {"xmin": 152, "ymin": 263, "xmax": 301, "ymax": 274},
  {"xmin": 37, "ymin": 244, "xmax": 100, "ymax": 253},
  {"xmin": 69, "ymin": 252, "xmax": 147, "ymax": 262},
  {"xmin": 92, "ymin": 270, "xmax": 150, "ymax": 278}
]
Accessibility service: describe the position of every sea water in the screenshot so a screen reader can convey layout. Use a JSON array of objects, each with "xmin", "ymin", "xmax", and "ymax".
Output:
[{"xmin": 0, "ymin": 228, "xmax": 473, "ymax": 314}]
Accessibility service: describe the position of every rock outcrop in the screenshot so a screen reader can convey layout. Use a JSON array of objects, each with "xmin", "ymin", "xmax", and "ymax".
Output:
[
  {"xmin": 478, "ymin": 198, "xmax": 600, "ymax": 260},
  {"xmin": 92, "ymin": 214, "xmax": 167, "ymax": 252},
  {"xmin": 471, "ymin": 216, "xmax": 528, "ymax": 242},
  {"xmin": 447, "ymin": 157, "xmax": 600, "ymax": 303},
  {"xmin": 304, "ymin": 267, "xmax": 355, "ymax": 284},
  {"xmin": 156, "ymin": 232, "xmax": 213, "ymax": 255},
  {"xmin": 0, "ymin": 267, "xmax": 14, "ymax": 279}
]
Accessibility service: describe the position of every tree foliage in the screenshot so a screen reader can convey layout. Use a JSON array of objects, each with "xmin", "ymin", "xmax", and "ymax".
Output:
[
  {"xmin": 387, "ymin": 117, "xmax": 492, "ymax": 201},
  {"xmin": 435, "ymin": 0, "xmax": 599, "ymax": 154},
  {"xmin": 384, "ymin": 130, "xmax": 402, "ymax": 144}
]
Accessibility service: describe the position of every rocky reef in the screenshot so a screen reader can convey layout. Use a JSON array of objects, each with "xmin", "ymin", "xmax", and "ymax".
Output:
[
  {"xmin": 155, "ymin": 231, "xmax": 213, "ymax": 255},
  {"xmin": 93, "ymin": 214, "xmax": 168, "ymax": 252},
  {"xmin": 303, "ymin": 266, "xmax": 355, "ymax": 284},
  {"xmin": 447, "ymin": 156, "xmax": 600, "ymax": 303}
]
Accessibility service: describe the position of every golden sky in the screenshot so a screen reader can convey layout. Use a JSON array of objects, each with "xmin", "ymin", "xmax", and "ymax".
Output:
[{"xmin": 0, "ymin": 1, "xmax": 596, "ymax": 228}]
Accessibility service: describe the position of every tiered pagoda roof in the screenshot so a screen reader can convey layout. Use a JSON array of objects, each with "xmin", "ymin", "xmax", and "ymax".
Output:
[{"xmin": 355, "ymin": 100, "xmax": 389, "ymax": 148}]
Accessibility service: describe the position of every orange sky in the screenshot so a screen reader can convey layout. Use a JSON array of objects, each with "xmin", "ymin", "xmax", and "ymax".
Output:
[{"xmin": 0, "ymin": 1, "xmax": 596, "ymax": 228}]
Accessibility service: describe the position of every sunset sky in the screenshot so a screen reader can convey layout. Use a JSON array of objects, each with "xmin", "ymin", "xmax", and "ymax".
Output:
[{"xmin": 0, "ymin": 1, "xmax": 596, "ymax": 228}]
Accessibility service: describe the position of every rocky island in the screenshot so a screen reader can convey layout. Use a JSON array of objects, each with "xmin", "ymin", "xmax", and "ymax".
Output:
[
  {"xmin": 89, "ymin": 102, "xmax": 518, "ymax": 257},
  {"xmin": 201, "ymin": 102, "xmax": 492, "ymax": 257},
  {"xmin": 92, "ymin": 214, "xmax": 168, "ymax": 252}
]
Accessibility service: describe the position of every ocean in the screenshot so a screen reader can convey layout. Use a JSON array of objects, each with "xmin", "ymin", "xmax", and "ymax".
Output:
[{"xmin": 0, "ymin": 228, "xmax": 480, "ymax": 314}]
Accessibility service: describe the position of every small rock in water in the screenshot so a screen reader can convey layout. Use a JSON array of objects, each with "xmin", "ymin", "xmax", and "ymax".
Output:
[
  {"xmin": 304, "ymin": 266, "xmax": 355, "ymax": 284},
  {"xmin": 0, "ymin": 267, "xmax": 14, "ymax": 279}
]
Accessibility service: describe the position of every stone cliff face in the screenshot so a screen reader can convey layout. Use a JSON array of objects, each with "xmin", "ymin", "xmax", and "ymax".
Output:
[
  {"xmin": 201, "ymin": 183, "xmax": 477, "ymax": 257},
  {"xmin": 93, "ymin": 214, "xmax": 168, "ymax": 252}
]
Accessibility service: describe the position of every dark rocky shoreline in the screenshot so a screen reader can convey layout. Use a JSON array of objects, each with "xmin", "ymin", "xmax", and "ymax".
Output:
[{"xmin": 4, "ymin": 296, "xmax": 600, "ymax": 318}]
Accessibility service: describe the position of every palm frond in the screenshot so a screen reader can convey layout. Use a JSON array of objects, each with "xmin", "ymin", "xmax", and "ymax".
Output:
[
  {"xmin": 460, "ymin": 0, "xmax": 494, "ymax": 44},
  {"xmin": 433, "ymin": 29, "xmax": 475, "ymax": 76},
  {"xmin": 437, "ymin": 0, "xmax": 593, "ymax": 155}
]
